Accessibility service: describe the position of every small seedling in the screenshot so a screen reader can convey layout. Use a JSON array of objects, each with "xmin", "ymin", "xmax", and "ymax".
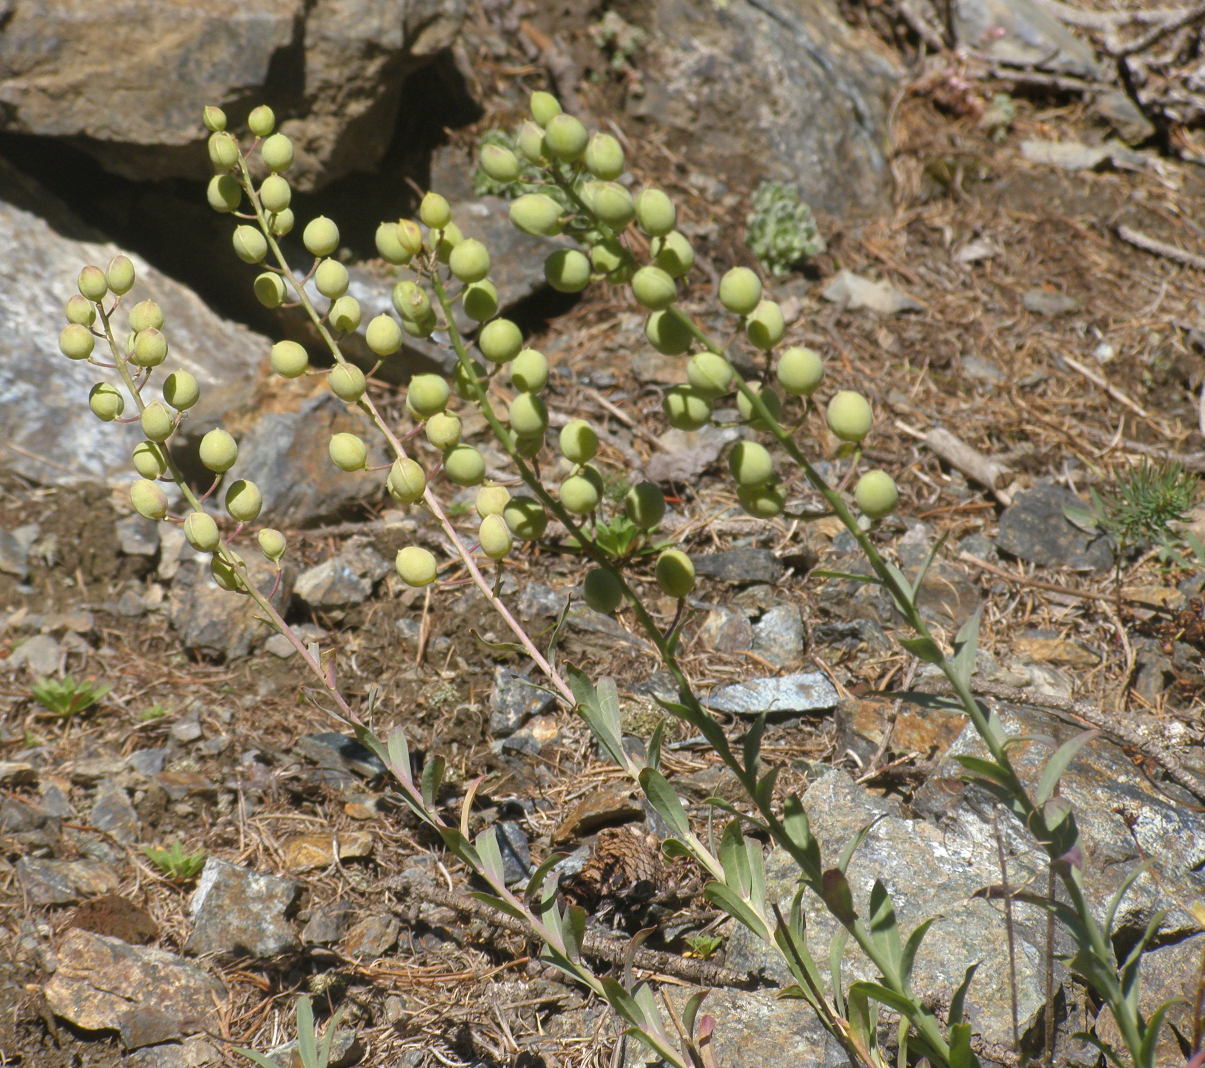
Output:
[
  {"xmin": 143, "ymin": 842, "xmax": 207, "ymax": 880},
  {"xmin": 745, "ymin": 179, "xmax": 825, "ymax": 276},
  {"xmin": 31, "ymin": 675, "xmax": 111, "ymax": 718},
  {"xmin": 236, "ymin": 996, "xmax": 351, "ymax": 1068},
  {"xmin": 683, "ymin": 932, "xmax": 724, "ymax": 960},
  {"xmin": 139, "ymin": 703, "xmax": 171, "ymax": 722}
]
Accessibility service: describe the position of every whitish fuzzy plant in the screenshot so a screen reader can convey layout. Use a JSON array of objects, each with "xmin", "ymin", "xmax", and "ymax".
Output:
[{"xmin": 54, "ymin": 96, "xmax": 1180, "ymax": 1068}]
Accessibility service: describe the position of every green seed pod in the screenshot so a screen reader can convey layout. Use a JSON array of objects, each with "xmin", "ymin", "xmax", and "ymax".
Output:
[
  {"xmin": 396, "ymin": 545, "xmax": 437, "ymax": 587},
  {"xmin": 718, "ymin": 267, "xmax": 762, "ymax": 315},
  {"xmin": 644, "ymin": 309, "xmax": 693, "ymax": 356},
  {"xmin": 130, "ymin": 478, "xmax": 169, "ymax": 521},
  {"xmin": 419, "ymin": 191, "xmax": 452, "ymax": 230},
  {"xmin": 653, "ymin": 231, "xmax": 695, "ymax": 279},
  {"xmin": 510, "ymin": 348, "xmax": 549, "ymax": 393},
  {"xmin": 854, "ymin": 469, "xmax": 898, "ymax": 519},
  {"xmin": 59, "ymin": 323, "xmax": 94, "ymax": 360},
  {"xmin": 140, "ymin": 402, "xmax": 175, "ymax": 442},
  {"xmin": 663, "ymin": 385, "xmax": 711, "ymax": 431},
  {"xmin": 365, "ymin": 314, "xmax": 403, "ymax": 356},
  {"xmin": 260, "ymin": 132, "xmax": 294, "ymax": 172},
  {"xmin": 504, "ymin": 496, "xmax": 547, "ymax": 540},
  {"xmin": 475, "ymin": 484, "xmax": 510, "ymax": 518},
  {"xmin": 232, "ymin": 225, "xmax": 268, "ymax": 264},
  {"xmin": 559, "ymin": 473, "xmax": 600, "ymax": 515},
  {"xmin": 479, "ymin": 318, "xmax": 523, "ymax": 364},
  {"xmin": 559, "ymin": 418, "xmax": 598, "ymax": 464},
  {"xmin": 584, "ymin": 131, "xmax": 624, "ymax": 179},
  {"xmin": 407, "ymin": 373, "xmax": 450, "ymax": 418},
  {"xmin": 590, "ymin": 238, "xmax": 635, "ymax": 282},
  {"xmin": 655, "ymin": 548, "xmax": 696, "ymax": 598},
  {"xmin": 207, "ymin": 131, "xmax": 239, "ymax": 169},
  {"xmin": 163, "ymin": 370, "xmax": 200, "ymax": 410},
  {"xmin": 78, "ymin": 265, "xmax": 108, "ymax": 302},
  {"xmin": 478, "ymin": 513, "xmax": 513, "ymax": 561},
  {"xmin": 203, "ymin": 106, "xmax": 227, "ymax": 132},
  {"xmin": 248, "ymin": 104, "xmax": 275, "ymax": 137},
  {"xmin": 462, "ymin": 279, "xmax": 499, "ymax": 322},
  {"xmin": 583, "ymin": 567, "xmax": 624, "ymax": 614},
  {"xmin": 268, "ymin": 208, "xmax": 295, "ymax": 236},
  {"xmin": 105, "ymin": 255, "xmax": 136, "ymax": 295},
  {"xmin": 543, "ymin": 113, "xmax": 588, "ymax": 161},
  {"xmin": 397, "ymin": 219, "xmax": 424, "ymax": 256},
  {"xmin": 128, "ymin": 300, "xmax": 164, "ymax": 332},
  {"xmin": 509, "ymin": 193, "xmax": 562, "ymax": 237},
  {"xmin": 530, "ymin": 90, "xmax": 563, "ymax": 127},
  {"xmin": 270, "ymin": 339, "xmax": 309, "ymax": 378},
  {"xmin": 544, "ymin": 248, "xmax": 591, "ymax": 293},
  {"xmin": 329, "ymin": 431, "xmax": 368, "ymax": 471},
  {"xmin": 184, "ymin": 511, "xmax": 221, "ymax": 552},
  {"xmin": 443, "ymin": 444, "xmax": 485, "ymax": 486},
  {"xmin": 737, "ymin": 480, "xmax": 786, "ymax": 518},
  {"xmin": 258, "ymin": 173, "xmax": 291, "ymax": 213},
  {"xmin": 635, "ymin": 188, "xmax": 676, "ymax": 237},
  {"xmin": 258, "ymin": 527, "xmax": 286, "ymax": 562},
  {"xmin": 434, "ymin": 221, "xmax": 464, "ymax": 264},
  {"xmin": 631, "ymin": 266, "xmax": 676, "ymax": 311},
  {"xmin": 211, "ymin": 554, "xmax": 246, "ymax": 592},
  {"xmin": 402, "ymin": 309, "xmax": 437, "ymax": 339},
  {"xmin": 736, "ymin": 383, "xmax": 783, "ymax": 430},
  {"xmin": 329, "ymin": 362, "xmax": 366, "ymax": 402},
  {"xmin": 65, "ymin": 295, "xmax": 96, "ymax": 327},
  {"xmin": 624, "ymin": 481, "xmax": 665, "ymax": 530},
  {"xmin": 130, "ymin": 328, "xmax": 168, "ymax": 368},
  {"xmin": 374, "ymin": 221, "xmax": 413, "ymax": 265},
  {"xmin": 508, "ymin": 392, "xmax": 548, "ymax": 437},
  {"xmin": 328, "ymin": 296, "xmax": 362, "ymax": 334},
  {"xmin": 453, "ymin": 358, "xmax": 488, "ymax": 400},
  {"xmin": 687, "ymin": 351, "xmax": 734, "ymax": 399},
  {"xmin": 513, "ymin": 433, "xmax": 544, "ymax": 458},
  {"xmin": 745, "ymin": 299, "xmax": 785, "ymax": 350},
  {"xmin": 728, "ymin": 440, "xmax": 774, "ymax": 487},
  {"xmin": 303, "ymin": 216, "xmax": 340, "ymax": 257},
  {"xmin": 776, "ymin": 346, "xmax": 824, "ymax": 396},
  {"xmin": 424, "ymin": 411, "xmax": 461, "ymax": 449},
  {"xmin": 387, "ymin": 457, "xmax": 427, "ymax": 503},
  {"xmin": 480, "ymin": 143, "xmax": 522, "ymax": 183},
  {"xmin": 199, "ymin": 427, "xmax": 238, "ymax": 472},
  {"xmin": 392, "ymin": 281, "xmax": 431, "ymax": 324},
  {"xmin": 253, "ymin": 271, "xmax": 287, "ymax": 308},
  {"xmin": 225, "ymin": 479, "xmax": 263, "ymax": 522},
  {"xmin": 132, "ymin": 441, "xmax": 168, "ymax": 479},
  {"xmin": 206, "ymin": 174, "xmax": 242, "ymax": 213},
  {"xmin": 88, "ymin": 382, "xmax": 124, "ymax": 421},
  {"xmin": 585, "ymin": 181, "xmax": 636, "ymax": 229},
  {"xmin": 448, "ymin": 238, "xmax": 490, "ymax": 283},
  {"xmin": 314, "ymin": 258, "xmax": 349, "ymax": 298},
  {"xmin": 827, "ymin": 390, "xmax": 873, "ymax": 443}
]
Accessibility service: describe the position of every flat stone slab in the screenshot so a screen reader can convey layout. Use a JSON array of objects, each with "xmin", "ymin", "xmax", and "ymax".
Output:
[{"xmin": 702, "ymin": 672, "xmax": 838, "ymax": 717}]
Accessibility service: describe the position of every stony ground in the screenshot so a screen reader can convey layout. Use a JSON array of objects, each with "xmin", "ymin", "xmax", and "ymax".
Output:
[{"xmin": 3, "ymin": 11, "xmax": 1205, "ymax": 1068}]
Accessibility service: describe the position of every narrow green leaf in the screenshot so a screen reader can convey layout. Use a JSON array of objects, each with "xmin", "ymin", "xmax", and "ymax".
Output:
[
  {"xmin": 898, "ymin": 635, "xmax": 945, "ymax": 664},
  {"xmin": 296, "ymin": 996, "xmax": 317, "ymax": 1067},
  {"xmin": 951, "ymin": 609, "xmax": 981, "ymax": 689},
  {"xmin": 1104, "ymin": 860, "xmax": 1151, "ymax": 939},
  {"xmin": 847, "ymin": 980, "xmax": 917, "ymax": 1017},
  {"xmin": 742, "ymin": 713, "xmax": 767, "ymax": 779},
  {"xmin": 719, "ymin": 819, "xmax": 752, "ymax": 896},
  {"xmin": 881, "ymin": 561, "xmax": 914, "ymax": 602},
  {"xmin": 1138, "ymin": 999, "xmax": 1182, "ymax": 1064},
  {"xmin": 475, "ymin": 825, "xmax": 506, "ymax": 886},
  {"xmin": 952, "ymin": 754, "xmax": 1013, "ymax": 786},
  {"xmin": 754, "ymin": 765, "xmax": 780, "ymax": 813},
  {"xmin": 948, "ymin": 1021, "xmax": 975, "ymax": 1068},
  {"xmin": 812, "ymin": 567, "xmax": 881, "ymax": 585},
  {"xmin": 911, "ymin": 530, "xmax": 950, "ymax": 591},
  {"xmin": 385, "ymin": 726, "xmax": 411, "ymax": 778},
  {"xmin": 569, "ymin": 668, "xmax": 631, "ymax": 771},
  {"xmin": 436, "ymin": 825, "xmax": 478, "ymax": 868},
  {"xmin": 633, "ymin": 982, "xmax": 661, "ymax": 1031},
  {"xmin": 820, "ymin": 868, "xmax": 857, "ymax": 927},
  {"xmin": 900, "ymin": 916, "xmax": 937, "ymax": 985},
  {"xmin": 468, "ymin": 890, "xmax": 530, "ymax": 926},
  {"xmin": 233, "ymin": 1050, "xmax": 278, "ymax": 1068},
  {"xmin": 524, "ymin": 852, "xmax": 566, "ymax": 902},
  {"xmin": 563, "ymin": 903, "xmax": 586, "ymax": 961},
  {"xmin": 639, "ymin": 767, "xmax": 691, "ymax": 838},
  {"xmin": 600, "ymin": 977, "xmax": 647, "ymax": 1029},
  {"xmin": 317, "ymin": 1004, "xmax": 349, "ymax": 1068},
  {"xmin": 646, "ymin": 719, "xmax": 666, "ymax": 771},
  {"xmin": 868, "ymin": 880, "xmax": 902, "ymax": 982},
  {"xmin": 420, "ymin": 753, "xmax": 445, "ymax": 809},
  {"xmin": 1062, "ymin": 503, "xmax": 1100, "ymax": 533},
  {"xmin": 681, "ymin": 990, "xmax": 708, "ymax": 1037},
  {"xmin": 705, "ymin": 881, "xmax": 770, "ymax": 941},
  {"xmin": 1035, "ymin": 730, "xmax": 1097, "ymax": 805},
  {"xmin": 836, "ymin": 814, "xmax": 886, "ymax": 875},
  {"xmin": 781, "ymin": 795, "xmax": 822, "ymax": 881},
  {"xmin": 949, "ymin": 961, "xmax": 980, "ymax": 1026}
]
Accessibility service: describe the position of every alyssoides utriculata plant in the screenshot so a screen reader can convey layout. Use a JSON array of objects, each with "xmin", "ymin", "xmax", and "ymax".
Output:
[{"xmin": 55, "ymin": 95, "xmax": 1177, "ymax": 1068}]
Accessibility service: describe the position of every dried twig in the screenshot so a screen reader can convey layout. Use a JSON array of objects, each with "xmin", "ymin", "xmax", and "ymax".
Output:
[
  {"xmin": 1114, "ymin": 1, "xmax": 1205, "ymax": 57},
  {"xmin": 1116, "ymin": 224, "xmax": 1205, "ymax": 271}
]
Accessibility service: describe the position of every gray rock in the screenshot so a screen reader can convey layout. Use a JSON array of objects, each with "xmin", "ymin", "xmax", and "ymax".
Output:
[
  {"xmin": 90, "ymin": 780, "xmax": 140, "ymax": 844},
  {"xmin": 698, "ymin": 607, "xmax": 755, "ymax": 654},
  {"xmin": 44, "ymin": 929, "xmax": 225, "ymax": 1050},
  {"xmin": 636, "ymin": 0, "xmax": 901, "ymax": 217},
  {"xmin": 752, "ymin": 604, "xmax": 806, "ymax": 668},
  {"xmin": 128, "ymin": 749, "xmax": 169, "ymax": 777},
  {"xmin": 127, "ymin": 1036, "xmax": 223, "ymax": 1067},
  {"xmin": 495, "ymin": 820, "xmax": 532, "ymax": 886},
  {"xmin": 1023, "ymin": 288, "xmax": 1081, "ymax": 317},
  {"xmin": 703, "ymin": 672, "xmax": 838, "ymax": 718},
  {"xmin": 116, "ymin": 514, "xmax": 161, "ymax": 558},
  {"xmin": 341, "ymin": 912, "xmax": 400, "ymax": 959},
  {"xmin": 6, "ymin": 633, "xmax": 64, "ymax": 676},
  {"xmin": 16, "ymin": 857, "xmax": 119, "ymax": 905},
  {"xmin": 996, "ymin": 483, "xmax": 1113, "ymax": 571},
  {"xmin": 693, "ymin": 548, "xmax": 784, "ymax": 585},
  {"xmin": 0, "ymin": 526, "xmax": 29, "ymax": 578},
  {"xmin": 822, "ymin": 269, "xmax": 922, "ymax": 314},
  {"xmin": 302, "ymin": 900, "xmax": 356, "ymax": 945},
  {"xmin": 294, "ymin": 543, "xmax": 391, "ymax": 610},
  {"xmin": 489, "ymin": 667, "xmax": 556, "ymax": 737},
  {"xmin": 168, "ymin": 556, "xmax": 292, "ymax": 660},
  {"xmin": 187, "ymin": 858, "xmax": 298, "ymax": 958},
  {"xmin": 297, "ymin": 732, "xmax": 388, "ymax": 779}
]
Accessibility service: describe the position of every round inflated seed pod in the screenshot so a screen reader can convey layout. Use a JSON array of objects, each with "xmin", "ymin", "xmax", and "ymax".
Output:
[
  {"xmin": 745, "ymin": 299, "xmax": 785, "ymax": 350},
  {"xmin": 478, "ymin": 514, "xmax": 513, "ymax": 561},
  {"xmin": 544, "ymin": 248, "xmax": 591, "ymax": 293},
  {"xmin": 653, "ymin": 232, "xmax": 694, "ymax": 278},
  {"xmin": 232, "ymin": 226, "xmax": 268, "ymax": 264},
  {"xmin": 207, "ymin": 174, "xmax": 242, "ymax": 213},
  {"xmin": 584, "ymin": 132, "xmax": 624, "ymax": 179},
  {"xmin": 130, "ymin": 479, "xmax": 169, "ymax": 521},
  {"xmin": 129, "ymin": 300, "xmax": 164, "ymax": 332},
  {"xmin": 644, "ymin": 309, "xmax": 693, "ymax": 356},
  {"xmin": 462, "ymin": 280, "xmax": 499, "ymax": 322},
  {"xmin": 253, "ymin": 271, "xmax": 287, "ymax": 308},
  {"xmin": 140, "ymin": 402, "xmax": 175, "ymax": 442},
  {"xmin": 132, "ymin": 441, "xmax": 167, "ymax": 479},
  {"xmin": 261, "ymin": 133, "xmax": 294, "ymax": 172},
  {"xmin": 508, "ymin": 392, "xmax": 548, "ymax": 437},
  {"xmin": 374, "ymin": 222, "xmax": 413, "ymax": 265},
  {"xmin": 434, "ymin": 221, "xmax": 463, "ymax": 263},
  {"xmin": 210, "ymin": 555, "xmax": 246, "ymax": 592},
  {"xmin": 736, "ymin": 383, "xmax": 783, "ymax": 430},
  {"xmin": 728, "ymin": 440, "xmax": 773, "ymax": 487},
  {"xmin": 402, "ymin": 310, "xmax": 437, "ymax": 339},
  {"xmin": 203, "ymin": 106, "xmax": 227, "ymax": 132},
  {"xmin": 635, "ymin": 188, "xmax": 676, "ymax": 236},
  {"xmin": 510, "ymin": 348, "xmax": 548, "ymax": 393},
  {"xmin": 225, "ymin": 479, "xmax": 262, "ymax": 522},
  {"xmin": 624, "ymin": 481, "xmax": 665, "ymax": 530},
  {"xmin": 590, "ymin": 238, "xmax": 633, "ymax": 280},
  {"xmin": 419, "ymin": 192, "xmax": 452, "ymax": 230},
  {"xmin": 131, "ymin": 328, "xmax": 168, "ymax": 368},
  {"xmin": 530, "ymin": 91, "xmax": 562, "ymax": 127},
  {"xmin": 516, "ymin": 120, "xmax": 546, "ymax": 164},
  {"xmin": 663, "ymin": 385, "xmax": 711, "ymax": 430},
  {"xmin": 303, "ymin": 216, "xmax": 340, "ymax": 257},
  {"xmin": 443, "ymin": 444, "xmax": 485, "ymax": 486},
  {"xmin": 163, "ymin": 370, "xmax": 200, "ymax": 410},
  {"xmin": 392, "ymin": 280, "xmax": 430, "ymax": 322},
  {"xmin": 655, "ymin": 549, "xmax": 695, "ymax": 598},
  {"xmin": 268, "ymin": 208, "xmax": 294, "ymax": 236},
  {"xmin": 396, "ymin": 545, "xmax": 437, "ymax": 587},
  {"xmin": 559, "ymin": 474, "xmax": 600, "ymax": 515},
  {"xmin": 453, "ymin": 359, "xmax": 488, "ymax": 400},
  {"xmin": 207, "ymin": 131, "xmax": 238, "ymax": 169},
  {"xmin": 65, "ymin": 295, "xmax": 96, "ymax": 326},
  {"xmin": 475, "ymin": 484, "xmax": 510, "ymax": 518},
  {"xmin": 78, "ymin": 266, "xmax": 107, "ymax": 302},
  {"xmin": 424, "ymin": 411, "xmax": 461, "ymax": 449},
  {"xmin": 184, "ymin": 511, "xmax": 220, "ymax": 552},
  {"xmin": 106, "ymin": 255, "xmax": 135, "ymax": 295},
  {"xmin": 328, "ymin": 296, "xmax": 361, "ymax": 334},
  {"xmin": 270, "ymin": 340, "xmax": 308, "ymax": 378},
  {"xmin": 329, "ymin": 432, "xmax": 368, "ymax": 471},
  {"xmin": 854, "ymin": 470, "xmax": 898, "ymax": 519},
  {"xmin": 776, "ymin": 346, "xmax": 824, "ymax": 396},
  {"xmin": 397, "ymin": 219, "xmax": 424, "ymax": 256},
  {"xmin": 198, "ymin": 428, "xmax": 238, "ymax": 472},
  {"xmin": 387, "ymin": 458, "xmax": 426, "ymax": 504},
  {"xmin": 718, "ymin": 267, "xmax": 762, "ymax": 315},
  {"xmin": 329, "ymin": 363, "xmax": 366, "ymax": 402},
  {"xmin": 583, "ymin": 568, "xmax": 624, "ymax": 614},
  {"xmin": 479, "ymin": 143, "xmax": 521, "ymax": 183},
  {"xmin": 258, "ymin": 528, "xmax": 286, "ymax": 562},
  {"xmin": 586, "ymin": 181, "xmax": 635, "ymax": 228},
  {"xmin": 89, "ymin": 383, "xmax": 124, "ymax": 421},
  {"xmin": 448, "ymin": 238, "xmax": 490, "ymax": 284},
  {"xmin": 827, "ymin": 390, "xmax": 873, "ymax": 443},
  {"xmin": 737, "ymin": 480, "xmax": 786, "ymax": 518},
  {"xmin": 687, "ymin": 352, "xmax": 734, "ymax": 399},
  {"xmin": 247, "ymin": 104, "xmax": 274, "ymax": 137},
  {"xmin": 314, "ymin": 259, "xmax": 349, "ymax": 298},
  {"xmin": 559, "ymin": 419, "xmax": 598, "ymax": 464},
  {"xmin": 407, "ymin": 374, "xmax": 450, "ymax": 418},
  {"xmin": 504, "ymin": 496, "xmax": 547, "ymax": 540},
  {"xmin": 509, "ymin": 194, "xmax": 562, "ymax": 237},
  {"xmin": 479, "ymin": 318, "xmax": 523, "ymax": 364},
  {"xmin": 631, "ymin": 266, "xmax": 676, "ymax": 311},
  {"xmin": 365, "ymin": 314, "xmax": 403, "ymax": 356},
  {"xmin": 258, "ymin": 173, "xmax": 290, "ymax": 213},
  {"xmin": 59, "ymin": 324, "xmax": 94, "ymax": 360},
  {"xmin": 543, "ymin": 113, "xmax": 588, "ymax": 161}
]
